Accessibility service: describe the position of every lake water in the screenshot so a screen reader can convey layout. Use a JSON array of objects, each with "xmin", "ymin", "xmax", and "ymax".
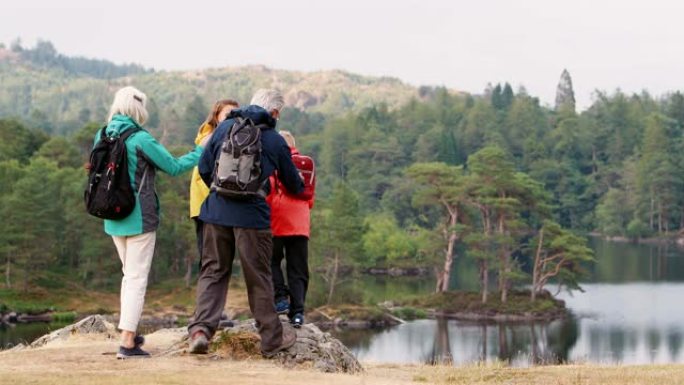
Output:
[
  {"xmin": 3, "ymin": 238, "xmax": 684, "ymax": 367},
  {"xmin": 0, "ymin": 322, "xmax": 69, "ymax": 350},
  {"xmin": 333, "ymin": 238, "xmax": 684, "ymax": 366}
]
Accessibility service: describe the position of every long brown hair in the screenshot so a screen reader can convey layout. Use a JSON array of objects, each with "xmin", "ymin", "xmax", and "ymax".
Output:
[{"xmin": 204, "ymin": 99, "xmax": 239, "ymax": 129}]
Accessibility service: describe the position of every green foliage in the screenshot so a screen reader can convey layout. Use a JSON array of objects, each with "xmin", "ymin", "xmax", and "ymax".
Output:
[
  {"xmin": 362, "ymin": 213, "xmax": 418, "ymax": 267},
  {"xmin": 51, "ymin": 311, "xmax": 77, "ymax": 323},
  {"xmin": 626, "ymin": 218, "xmax": 651, "ymax": 239},
  {"xmin": 0, "ymin": 119, "xmax": 48, "ymax": 162},
  {"xmin": 310, "ymin": 181, "xmax": 366, "ymax": 304},
  {"xmin": 596, "ymin": 188, "xmax": 632, "ymax": 237},
  {"xmin": 4, "ymin": 45, "xmax": 684, "ymax": 307},
  {"xmin": 327, "ymin": 181, "xmax": 365, "ymax": 254},
  {"xmin": 411, "ymin": 290, "xmax": 566, "ymax": 316},
  {"xmin": 16, "ymin": 40, "xmax": 151, "ymax": 79},
  {"xmin": 179, "ymin": 95, "xmax": 208, "ymax": 143},
  {"xmin": 2, "ymin": 158, "xmax": 62, "ymax": 290},
  {"xmin": 0, "ymin": 41, "xmax": 417, "ymax": 137},
  {"xmin": 390, "ymin": 306, "xmax": 428, "ymax": 320},
  {"xmin": 530, "ymin": 221, "xmax": 595, "ymax": 299},
  {"xmin": 555, "ymin": 69, "xmax": 576, "ymax": 113},
  {"xmin": 35, "ymin": 136, "xmax": 82, "ymax": 168}
]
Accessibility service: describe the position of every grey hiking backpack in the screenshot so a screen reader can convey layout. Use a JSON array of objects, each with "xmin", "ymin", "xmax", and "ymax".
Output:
[{"xmin": 211, "ymin": 117, "xmax": 268, "ymax": 200}]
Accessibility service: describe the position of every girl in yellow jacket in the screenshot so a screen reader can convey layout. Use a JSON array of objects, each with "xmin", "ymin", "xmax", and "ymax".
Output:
[{"xmin": 190, "ymin": 99, "xmax": 239, "ymax": 256}]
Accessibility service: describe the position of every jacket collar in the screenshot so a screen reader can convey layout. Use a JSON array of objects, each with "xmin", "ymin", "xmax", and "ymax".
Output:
[
  {"xmin": 106, "ymin": 114, "xmax": 141, "ymax": 135},
  {"xmin": 227, "ymin": 105, "xmax": 276, "ymax": 128}
]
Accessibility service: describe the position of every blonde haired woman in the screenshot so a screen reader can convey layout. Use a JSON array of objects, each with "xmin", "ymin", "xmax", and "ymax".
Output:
[
  {"xmin": 190, "ymin": 99, "xmax": 239, "ymax": 257},
  {"xmin": 94, "ymin": 86, "xmax": 203, "ymax": 359}
]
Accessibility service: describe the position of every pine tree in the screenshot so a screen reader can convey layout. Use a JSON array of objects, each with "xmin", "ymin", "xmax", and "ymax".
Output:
[
  {"xmin": 637, "ymin": 113, "xmax": 683, "ymax": 234},
  {"xmin": 467, "ymin": 146, "xmax": 549, "ymax": 303},
  {"xmin": 407, "ymin": 162, "xmax": 468, "ymax": 293},
  {"xmin": 314, "ymin": 181, "xmax": 365, "ymax": 304},
  {"xmin": 555, "ymin": 69, "xmax": 576, "ymax": 113},
  {"xmin": 2, "ymin": 158, "xmax": 61, "ymax": 291},
  {"xmin": 491, "ymin": 83, "xmax": 504, "ymax": 109},
  {"xmin": 501, "ymin": 83, "xmax": 514, "ymax": 109},
  {"xmin": 530, "ymin": 221, "xmax": 593, "ymax": 300}
]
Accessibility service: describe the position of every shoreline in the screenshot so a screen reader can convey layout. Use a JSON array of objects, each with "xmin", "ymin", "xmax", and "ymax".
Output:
[
  {"xmin": 589, "ymin": 232, "xmax": 684, "ymax": 246},
  {"xmin": 1, "ymin": 289, "xmax": 569, "ymax": 330},
  {"xmin": 1, "ymin": 307, "xmax": 568, "ymax": 338}
]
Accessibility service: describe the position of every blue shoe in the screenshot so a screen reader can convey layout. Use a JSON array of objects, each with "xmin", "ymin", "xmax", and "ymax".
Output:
[
  {"xmin": 291, "ymin": 313, "xmax": 304, "ymax": 329},
  {"xmin": 116, "ymin": 345, "xmax": 150, "ymax": 359},
  {"xmin": 134, "ymin": 335, "xmax": 145, "ymax": 347},
  {"xmin": 275, "ymin": 299, "xmax": 290, "ymax": 314}
]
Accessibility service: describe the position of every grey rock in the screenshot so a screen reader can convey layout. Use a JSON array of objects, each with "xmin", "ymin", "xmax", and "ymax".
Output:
[
  {"xmin": 164, "ymin": 318, "xmax": 363, "ymax": 373},
  {"xmin": 285, "ymin": 90, "xmax": 319, "ymax": 109},
  {"xmin": 29, "ymin": 315, "xmax": 116, "ymax": 348}
]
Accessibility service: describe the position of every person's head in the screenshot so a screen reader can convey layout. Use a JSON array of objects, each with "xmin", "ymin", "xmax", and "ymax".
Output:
[
  {"xmin": 205, "ymin": 99, "xmax": 239, "ymax": 129},
  {"xmin": 108, "ymin": 86, "xmax": 149, "ymax": 125},
  {"xmin": 279, "ymin": 130, "xmax": 296, "ymax": 148},
  {"xmin": 250, "ymin": 89, "xmax": 285, "ymax": 120}
]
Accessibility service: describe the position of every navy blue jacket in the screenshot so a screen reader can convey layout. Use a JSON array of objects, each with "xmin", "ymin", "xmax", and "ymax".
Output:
[{"xmin": 198, "ymin": 105, "xmax": 304, "ymax": 229}]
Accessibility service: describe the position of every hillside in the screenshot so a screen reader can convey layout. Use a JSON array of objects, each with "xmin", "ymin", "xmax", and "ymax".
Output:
[{"xmin": 0, "ymin": 42, "xmax": 420, "ymax": 140}]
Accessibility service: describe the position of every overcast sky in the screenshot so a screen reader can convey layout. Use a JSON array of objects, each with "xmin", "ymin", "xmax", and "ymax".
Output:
[{"xmin": 2, "ymin": 0, "xmax": 683, "ymax": 110}]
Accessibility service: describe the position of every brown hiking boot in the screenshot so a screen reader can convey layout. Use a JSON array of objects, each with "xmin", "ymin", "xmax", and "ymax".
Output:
[
  {"xmin": 262, "ymin": 325, "xmax": 297, "ymax": 358},
  {"xmin": 189, "ymin": 330, "xmax": 209, "ymax": 354}
]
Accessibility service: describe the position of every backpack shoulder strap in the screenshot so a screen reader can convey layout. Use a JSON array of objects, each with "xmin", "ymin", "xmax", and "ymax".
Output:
[
  {"xmin": 98, "ymin": 126, "xmax": 108, "ymax": 140},
  {"xmin": 119, "ymin": 127, "xmax": 142, "ymax": 142}
]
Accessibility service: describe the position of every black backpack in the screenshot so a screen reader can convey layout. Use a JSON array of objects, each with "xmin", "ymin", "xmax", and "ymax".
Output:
[
  {"xmin": 211, "ymin": 117, "xmax": 268, "ymax": 200},
  {"xmin": 84, "ymin": 127, "xmax": 141, "ymax": 219}
]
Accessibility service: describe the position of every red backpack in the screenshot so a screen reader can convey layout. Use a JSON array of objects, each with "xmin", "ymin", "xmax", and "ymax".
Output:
[{"xmin": 291, "ymin": 153, "xmax": 315, "ymax": 200}]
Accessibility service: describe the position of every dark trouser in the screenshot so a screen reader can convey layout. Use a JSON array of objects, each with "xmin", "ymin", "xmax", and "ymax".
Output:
[
  {"xmin": 188, "ymin": 223, "xmax": 283, "ymax": 353},
  {"xmin": 271, "ymin": 236, "xmax": 309, "ymax": 318},
  {"xmin": 194, "ymin": 218, "xmax": 203, "ymax": 261}
]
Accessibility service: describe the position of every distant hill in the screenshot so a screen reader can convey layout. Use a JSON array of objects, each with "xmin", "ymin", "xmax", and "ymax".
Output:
[{"xmin": 0, "ymin": 41, "xmax": 422, "ymax": 142}]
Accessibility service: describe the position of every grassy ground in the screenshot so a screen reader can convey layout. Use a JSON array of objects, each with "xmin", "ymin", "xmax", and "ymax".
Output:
[
  {"xmin": 408, "ymin": 290, "xmax": 567, "ymax": 319},
  {"xmin": 2, "ymin": 283, "xmax": 565, "ymax": 325},
  {"xmin": 1, "ymin": 338, "xmax": 683, "ymax": 385},
  {"xmin": 0, "ymin": 285, "xmax": 118, "ymax": 314},
  {"xmin": 0, "ymin": 278, "xmax": 251, "ymax": 319}
]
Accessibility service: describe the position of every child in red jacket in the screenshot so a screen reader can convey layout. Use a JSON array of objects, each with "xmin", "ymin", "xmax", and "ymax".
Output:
[{"xmin": 267, "ymin": 131, "xmax": 315, "ymax": 328}]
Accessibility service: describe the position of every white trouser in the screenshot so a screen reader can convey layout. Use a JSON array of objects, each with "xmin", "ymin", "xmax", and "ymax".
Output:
[{"xmin": 111, "ymin": 232, "xmax": 156, "ymax": 332}]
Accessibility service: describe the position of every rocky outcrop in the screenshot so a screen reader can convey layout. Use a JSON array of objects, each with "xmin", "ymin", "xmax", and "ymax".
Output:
[
  {"xmin": 15, "ymin": 315, "xmax": 362, "ymax": 373},
  {"xmin": 163, "ymin": 319, "xmax": 362, "ymax": 373},
  {"xmin": 28, "ymin": 315, "xmax": 117, "ymax": 348},
  {"xmin": 284, "ymin": 90, "xmax": 320, "ymax": 109}
]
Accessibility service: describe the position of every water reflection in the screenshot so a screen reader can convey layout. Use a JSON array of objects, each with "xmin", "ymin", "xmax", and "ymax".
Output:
[
  {"xmin": 586, "ymin": 239, "xmax": 684, "ymax": 283},
  {"xmin": 560, "ymin": 283, "xmax": 684, "ymax": 365},
  {"xmin": 337, "ymin": 282, "xmax": 684, "ymax": 366},
  {"xmin": 338, "ymin": 317, "xmax": 580, "ymax": 366}
]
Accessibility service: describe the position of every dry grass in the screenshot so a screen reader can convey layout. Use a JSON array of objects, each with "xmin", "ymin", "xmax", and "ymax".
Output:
[
  {"xmin": 211, "ymin": 331, "xmax": 262, "ymax": 360},
  {"xmin": 407, "ymin": 362, "xmax": 684, "ymax": 385},
  {"xmin": 2, "ymin": 336, "xmax": 684, "ymax": 385},
  {"xmin": 0, "ymin": 339, "xmax": 410, "ymax": 385}
]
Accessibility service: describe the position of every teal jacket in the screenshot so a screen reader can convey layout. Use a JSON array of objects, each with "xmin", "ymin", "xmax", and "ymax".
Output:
[{"xmin": 94, "ymin": 115, "xmax": 202, "ymax": 237}]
